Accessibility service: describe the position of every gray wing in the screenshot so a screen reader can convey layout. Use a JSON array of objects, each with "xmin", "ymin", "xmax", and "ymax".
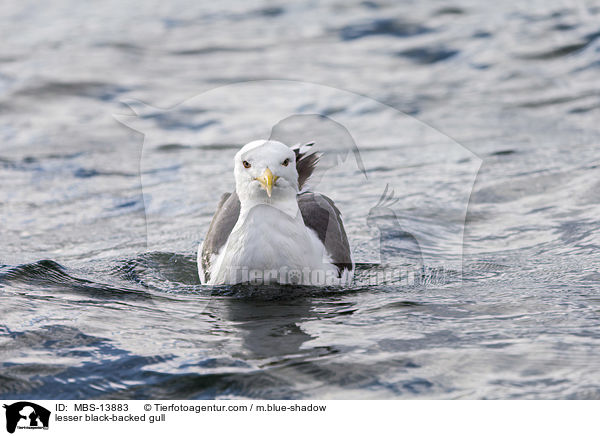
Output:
[
  {"xmin": 298, "ymin": 192, "xmax": 353, "ymax": 277},
  {"xmin": 200, "ymin": 191, "xmax": 241, "ymax": 283}
]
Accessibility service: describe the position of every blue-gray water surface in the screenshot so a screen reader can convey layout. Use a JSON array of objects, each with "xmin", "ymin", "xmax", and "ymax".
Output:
[{"xmin": 1, "ymin": 0, "xmax": 599, "ymax": 399}]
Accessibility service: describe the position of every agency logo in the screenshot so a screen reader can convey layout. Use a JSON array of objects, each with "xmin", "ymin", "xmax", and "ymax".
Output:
[{"xmin": 3, "ymin": 402, "xmax": 50, "ymax": 434}]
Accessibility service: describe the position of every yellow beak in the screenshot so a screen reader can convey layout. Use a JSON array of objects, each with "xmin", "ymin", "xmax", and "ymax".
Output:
[{"xmin": 255, "ymin": 167, "xmax": 278, "ymax": 197}]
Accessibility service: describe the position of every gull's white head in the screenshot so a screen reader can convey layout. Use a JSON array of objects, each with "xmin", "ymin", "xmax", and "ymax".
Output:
[{"xmin": 234, "ymin": 140, "xmax": 298, "ymax": 204}]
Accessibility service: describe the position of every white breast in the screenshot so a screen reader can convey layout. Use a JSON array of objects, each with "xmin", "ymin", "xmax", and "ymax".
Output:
[{"xmin": 206, "ymin": 204, "xmax": 338, "ymax": 285}]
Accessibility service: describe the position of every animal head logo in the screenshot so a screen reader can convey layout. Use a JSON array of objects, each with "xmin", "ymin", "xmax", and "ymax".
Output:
[
  {"xmin": 268, "ymin": 113, "xmax": 367, "ymax": 187},
  {"xmin": 3, "ymin": 402, "xmax": 50, "ymax": 434}
]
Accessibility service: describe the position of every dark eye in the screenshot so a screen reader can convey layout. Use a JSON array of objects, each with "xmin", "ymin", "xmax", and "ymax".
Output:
[
  {"xmin": 282, "ymin": 158, "xmax": 290, "ymax": 167},
  {"xmin": 243, "ymin": 160, "xmax": 251, "ymax": 168}
]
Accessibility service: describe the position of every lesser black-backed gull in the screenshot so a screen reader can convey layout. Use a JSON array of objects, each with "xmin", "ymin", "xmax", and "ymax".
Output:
[{"xmin": 198, "ymin": 140, "xmax": 353, "ymax": 286}]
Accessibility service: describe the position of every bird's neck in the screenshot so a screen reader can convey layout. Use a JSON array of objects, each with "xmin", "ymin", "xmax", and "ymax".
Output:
[{"xmin": 238, "ymin": 194, "xmax": 300, "ymax": 222}]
